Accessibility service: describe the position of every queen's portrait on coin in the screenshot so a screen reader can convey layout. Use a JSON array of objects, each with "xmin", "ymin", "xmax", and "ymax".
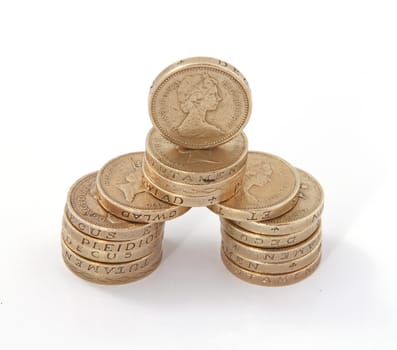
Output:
[
  {"xmin": 176, "ymin": 73, "xmax": 223, "ymax": 137},
  {"xmin": 243, "ymin": 160, "xmax": 273, "ymax": 203}
]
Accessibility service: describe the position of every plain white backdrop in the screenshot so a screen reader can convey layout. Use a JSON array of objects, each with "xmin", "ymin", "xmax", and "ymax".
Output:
[{"xmin": 1, "ymin": 1, "xmax": 396, "ymax": 349}]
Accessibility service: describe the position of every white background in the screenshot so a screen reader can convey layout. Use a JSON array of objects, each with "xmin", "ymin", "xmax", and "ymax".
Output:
[{"xmin": 1, "ymin": 1, "xmax": 396, "ymax": 349}]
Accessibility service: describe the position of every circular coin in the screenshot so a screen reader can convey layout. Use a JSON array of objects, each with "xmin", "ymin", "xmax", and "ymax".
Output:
[
  {"xmin": 149, "ymin": 57, "xmax": 252, "ymax": 149},
  {"xmin": 208, "ymin": 151, "xmax": 300, "ymax": 221},
  {"xmin": 96, "ymin": 152, "xmax": 190, "ymax": 223},
  {"xmin": 62, "ymin": 240, "xmax": 162, "ymax": 285},
  {"xmin": 145, "ymin": 128, "xmax": 248, "ymax": 185},
  {"xmin": 221, "ymin": 225, "xmax": 321, "ymax": 262},
  {"xmin": 222, "ymin": 240, "xmax": 321, "ymax": 274},
  {"xmin": 65, "ymin": 172, "xmax": 162, "ymax": 241},
  {"xmin": 221, "ymin": 218, "xmax": 319, "ymax": 248},
  {"xmin": 62, "ymin": 215, "xmax": 164, "ymax": 263},
  {"xmin": 235, "ymin": 169, "xmax": 324, "ymax": 234},
  {"xmin": 221, "ymin": 249, "xmax": 321, "ymax": 287}
]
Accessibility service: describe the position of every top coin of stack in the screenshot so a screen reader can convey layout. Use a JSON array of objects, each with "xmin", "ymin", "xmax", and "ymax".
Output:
[{"xmin": 143, "ymin": 57, "xmax": 253, "ymax": 207}]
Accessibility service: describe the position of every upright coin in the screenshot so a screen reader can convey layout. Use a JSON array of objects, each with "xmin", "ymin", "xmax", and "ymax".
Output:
[
  {"xmin": 236, "ymin": 169, "xmax": 324, "ymax": 235},
  {"xmin": 145, "ymin": 128, "xmax": 248, "ymax": 185},
  {"xmin": 65, "ymin": 172, "xmax": 162, "ymax": 241},
  {"xmin": 149, "ymin": 57, "xmax": 252, "ymax": 149},
  {"xmin": 208, "ymin": 152, "xmax": 300, "ymax": 221},
  {"xmin": 96, "ymin": 152, "xmax": 190, "ymax": 223}
]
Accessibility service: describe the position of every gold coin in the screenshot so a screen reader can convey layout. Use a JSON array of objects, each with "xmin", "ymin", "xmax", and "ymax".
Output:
[
  {"xmin": 208, "ymin": 151, "xmax": 300, "ymax": 221},
  {"xmin": 65, "ymin": 172, "xmax": 162, "ymax": 241},
  {"xmin": 221, "ymin": 249, "xmax": 321, "ymax": 286},
  {"xmin": 145, "ymin": 128, "xmax": 248, "ymax": 185},
  {"xmin": 62, "ymin": 215, "xmax": 164, "ymax": 263},
  {"xmin": 96, "ymin": 152, "xmax": 190, "ymax": 223},
  {"xmin": 62, "ymin": 240, "xmax": 162, "ymax": 285},
  {"xmin": 221, "ymin": 218, "xmax": 319, "ymax": 248},
  {"xmin": 236, "ymin": 169, "xmax": 324, "ymax": 235},
  {"xmin": 142, "ymin": 158, "xmax": 245, "ymax": 207},
  {"xmin": 149, "ymin": 57, "xmax": 252, "ymax": 149},
  {"xmin": 222, "ymin": 240, "xmax": 321, "ymax": 274},
  {"xmin": 221, "ymin": 225, "xmax": 321, "ymax": 262}
]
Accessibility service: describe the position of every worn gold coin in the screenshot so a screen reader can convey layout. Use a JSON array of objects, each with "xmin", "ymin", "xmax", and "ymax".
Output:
[
  {"xmin": 65, "ymin": 172, "xmax": 162, "ymax": 241},
  {"xmin": 145, "ymin": 128, "xmax": 248, "ymax": 185},
  {"xmin": 222, "ymin": 241, "xmax": 321, "ymax": 274},
  {"xmin": 149, "ymin": 57, "xmax": 251, "ymax": 149},
  {"xmin": 221, "ymin": 225, "xmax": 321, "ymax": 262},
  {"xmin": 142, "ymin": 158, "xmax": 245, "ymax": 207},
  {"xmin": 221, "ymin": 218, "xmax": 319, "ymax": 248},
  {"xmin": 96, "ymin": 152, "xmax": 190, "ymax": 223},
  {"xmin": 236, "ymin": 169, "xmax": 324, "ymax": 235},
  {"xmin": 221, "ymin": 249, "xmax": 321, "ymax": 287},
  {"xmin": 208, "ymin": 151, "xmax": 300, "ymax": 221},
  {"xmin": 62, "ymin": 240, "xmax": 162, "ymax": 285},
  {"xmin": 62, "ymin": 215, "xmax": 164, "ymax": 263}
]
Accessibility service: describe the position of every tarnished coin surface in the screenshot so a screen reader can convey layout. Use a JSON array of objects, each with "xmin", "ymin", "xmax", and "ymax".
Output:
[
  {"xmin": 96, "ymin": 152, "xmax": 190, "ymax": 223},
  {"xmin": 236, "ymin": 169, "xmax": 324, "ymax": 235},
  {"xmin": 221, "ymin": 249, "xmax": 321, "ymax": 287},
  {"xmin": 208, "ymin": 152, "xmax": 300, "ymax": 221},
  {"xmin": 145, "ymin": 128, "xmax": 248, "ymax": 185},
  {"xmin": 149, "ymin": 57, "xmax": 251, "ymax": 149},
  {"xmin": 65, "ymin": 172, "xmax": 161, "ymax": 241}
]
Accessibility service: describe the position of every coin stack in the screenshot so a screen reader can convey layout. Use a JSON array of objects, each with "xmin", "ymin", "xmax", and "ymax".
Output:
[
  {"xmin": 208, "ymin": 159, "xmax": 324, "ymax": 286},
  {"xmin": 142, "ymin": 57, "xmax": 251, "ymax": 208},
  {"xmin": 61, "ymin": 56, "xmax": 324, "ymax": 287}
]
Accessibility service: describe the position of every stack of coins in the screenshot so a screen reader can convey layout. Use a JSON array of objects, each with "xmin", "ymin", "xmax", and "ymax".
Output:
[
  {"xmin": 208, "ymin": 156, "xmax": 324, "ymax": 286},
  {"xmin": 61, "ymin": 154, "xmax": 189, "ymax": 285},
  {"xmin": 61, "ymin": 56, "xmax": 324, "ymax": 287},
  {"xmin": 142, "ymin": 57, "xmax": 251, "ymax": 207}
]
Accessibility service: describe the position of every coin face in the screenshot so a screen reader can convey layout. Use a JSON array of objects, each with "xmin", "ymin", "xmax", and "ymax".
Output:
[
  {"xmin": 236, "ymin": 169, "xmax": 324, "ymax": 234},
  {"xmin": 208, "ymin": 152, "xmax": 301, "ymax": 221},
  {"xmin": 149, "ymin": 57, "xmax": 252, "ymax": 149},
  {"xmin": 65, "ymin": 172, "xmax": 158, "ymax": 241},
  {"xmin": 96, "ymin": 152, "xmax": 190, "ymax": 223}
]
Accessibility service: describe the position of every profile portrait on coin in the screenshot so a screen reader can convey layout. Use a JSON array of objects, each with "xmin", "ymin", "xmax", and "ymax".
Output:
[
  {"xmin": 243, "ymin": 160, "xmax": 273, "ymax": 203},
  {"xmin": 176, "ymin": 73, "xmax": 223, "ymax": 137}
]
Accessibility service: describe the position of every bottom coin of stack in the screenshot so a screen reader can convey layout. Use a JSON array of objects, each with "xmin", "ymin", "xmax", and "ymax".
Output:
[
  {"xmin": 209, "ymin": 152, "xmax": 324, "ymax": 286},
  {"xmin": 61, "ymin": 172, "xmax": 166, "ymax": 285}
]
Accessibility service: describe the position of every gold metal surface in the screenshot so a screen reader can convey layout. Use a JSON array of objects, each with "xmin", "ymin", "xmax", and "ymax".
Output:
[
  {"xmin": 149, "ymin": 57, "xmax": 251, "ymax": 149},
  {"xmin": 65, "ymin": 172, "xmax": 161, "ymax": 241},
  {"xmin": 208, "ymin": 151, "xmax": 301, "ymax": 221},
  {"xmin": 221, "ymin": 249, "xmax": 321, "ymax": 287},
  {"xmin": 221, "ymin": 225, "xmax": 321, "ymax": 262},
  {"xmin": 221, "ymin": 218, "xmax": 319, "ymax": 248},
  {"xmin": 222, "ymin": 241, "xmax": 321, "ymax": 274},
  {"xmin": 62, "ymin": 239, "xmax": 162, "ymax": 285},
  {"xmin": 62, "ymin": 214, "xmax": 164, "ymax": 263},
  {"xmin": 96, "ymin": 152, "xmax": 190, "ymax": 223},
  {"xmin": 236, "ymin": 169, "xmax": 324, "ymax": 235},
  {"xmin": 145, "ymin": 128, "xmax": 248, "ymax": 185},
  {"xmin": 142, "ymin": 158, "xmax": 245, "ymax": 207}
]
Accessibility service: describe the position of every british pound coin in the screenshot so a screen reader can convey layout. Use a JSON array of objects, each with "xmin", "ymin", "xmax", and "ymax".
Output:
[
  {"xmin": 62, "ymin": 240, "xmax": 162, "ymax": 285},
  {"xmin": 149, "ymin": 57, "xmax": 251, "ymax": 149},
  {"xmin": 222, "ymin": 241, "xmax": 321, "ymax": 274},
  {"xmin": 236, "ymin": 169, "xmax": 324, "ymax": 235},
  {"xmin": 208, "ymin": 151, "xmax": 300, "ymax": 221},
  {"xmin": 62, "ymin": 215, "xmax": 164, "ymax": 263},
  {"xmin": 221, "ymin": 218, "xmax": 319, "ymax": 248},
  {"xmin": 221, "ymin": 225, "xmax": 321, "ymax": 262},
  {"xmin": 96, "ymin": 152, "xmax": 190, "ymax": 223},
  {"xmin": 65, "ymin": 172, "xmax": 162, "ymax": 241},
  {"xmin": 221, "ymin": 249, "xmax": 321, "ymax": 287},
  {"xmin": 142, "ymin": 158, "xmax": 245, "ymax": 207},
  {"xmin": 145, "ymin": 128, "xmax": 248, "ymax": 185}
]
